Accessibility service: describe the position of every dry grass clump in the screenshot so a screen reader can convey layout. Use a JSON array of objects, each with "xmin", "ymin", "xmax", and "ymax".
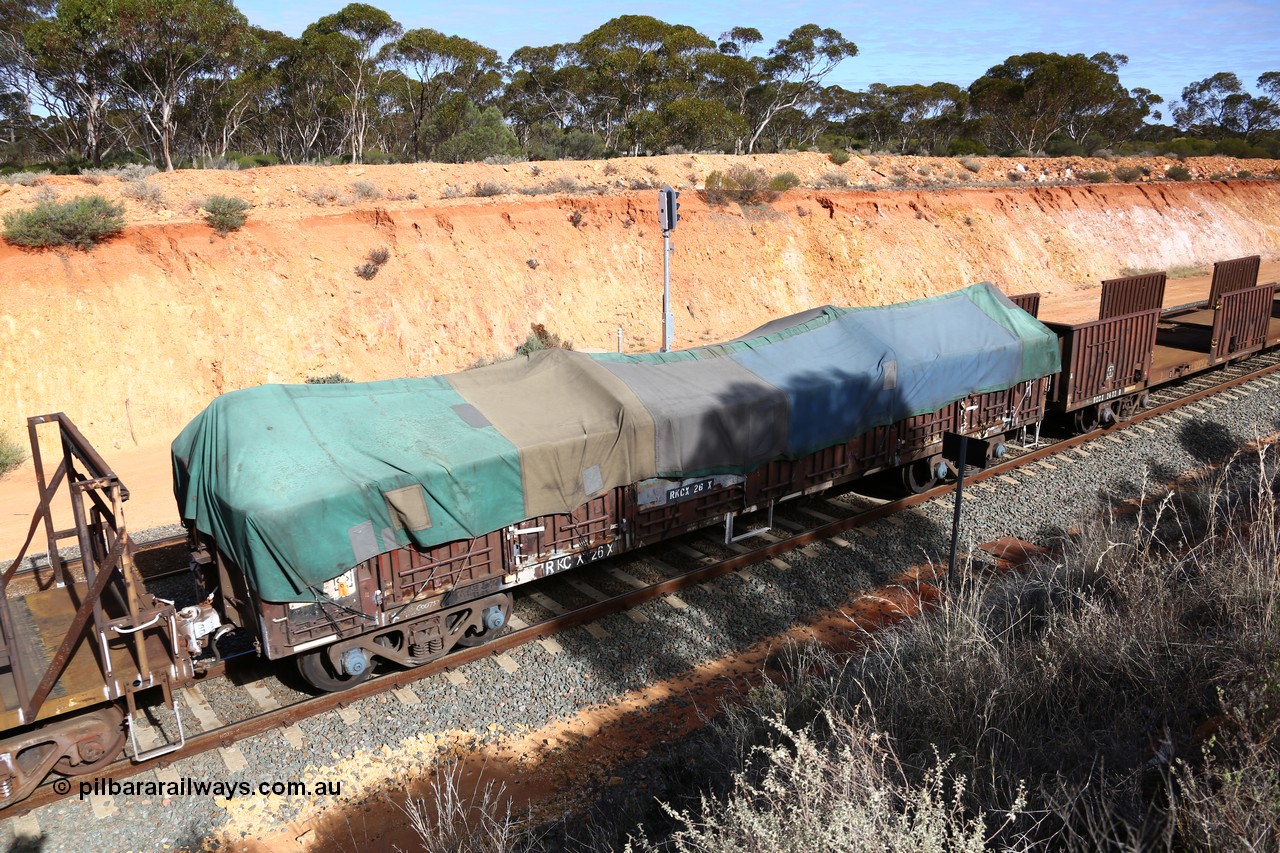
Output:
[
  {"xmin": 304, "ymin": 185, "xmax": 344, "ymax": 205},
  {"xmin": 470, "ymin": 181, "xmax": 510, "ymax": 198},
  {"xmin": 351, "ymin": 180, "xmax": 382, "ymax": 200},
  {"xmin": 399, "ymin": 760, "xmax": 523, "ymax": 853},
  {"xmin": 354, "ymin": 246, "xmax": 391, "ymax": 280},
  {"xmin": 517, "ymin": 446, "xmax": 1280, "ymax": 852}
]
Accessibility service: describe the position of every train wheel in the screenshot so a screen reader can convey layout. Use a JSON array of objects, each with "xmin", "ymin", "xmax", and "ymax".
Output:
[
  {"xmin": 1072, "ymin": 405, "xmax": 1101, "ymax": 434},
  {"xmin": 52, "ymin": 707, "xmax": 126, "ymax": 776},
  {"xmin": 297, "ymin": 648, "xmax": 375, "ymax": 693},
  {"xmin": 452, "ymin": 594, "xmax": 513, "ymax": 648},
  {"xmin": 900, "ymin": 457, "xmax": 945, "ymax": 495}
]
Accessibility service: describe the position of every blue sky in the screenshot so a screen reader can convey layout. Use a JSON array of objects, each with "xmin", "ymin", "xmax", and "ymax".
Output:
[{"xmin": 239, "ymin": 0, "xmax": 1280, "ymax": 112}]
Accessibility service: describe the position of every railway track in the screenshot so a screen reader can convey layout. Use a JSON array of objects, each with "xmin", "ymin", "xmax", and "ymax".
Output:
[{"xmin": 10, "ymin": 344, "xmax": 1280, "ymax": 818}]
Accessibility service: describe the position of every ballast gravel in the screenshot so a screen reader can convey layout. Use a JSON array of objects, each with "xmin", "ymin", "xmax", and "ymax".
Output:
[{"xmin": 6, "ymin": 372, "xmax": 1279, "ymax": 851}]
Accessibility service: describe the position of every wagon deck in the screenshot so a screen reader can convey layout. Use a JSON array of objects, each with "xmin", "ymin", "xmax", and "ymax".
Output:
[{"xmin": 0, "ymin": 583, "xmax": 174, "ymax": 730}]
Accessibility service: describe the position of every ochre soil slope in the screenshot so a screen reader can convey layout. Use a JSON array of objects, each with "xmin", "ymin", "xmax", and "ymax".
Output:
[{"xmin": 1, "ymin": 152, "xmax": 1278, "ymax": 551}]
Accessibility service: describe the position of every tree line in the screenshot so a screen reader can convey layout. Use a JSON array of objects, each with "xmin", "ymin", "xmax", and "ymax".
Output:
[{"xmin": 1, "ymin": 1, "xmax": 1277, "ymax": 171}]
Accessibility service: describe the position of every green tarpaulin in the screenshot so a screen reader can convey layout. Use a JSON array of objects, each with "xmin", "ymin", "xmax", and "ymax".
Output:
[{"xmin": 173, "ymin": 283, "xmax": 1060, "ymax": 602}]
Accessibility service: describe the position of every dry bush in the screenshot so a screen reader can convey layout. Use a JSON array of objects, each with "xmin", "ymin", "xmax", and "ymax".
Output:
[
  {"xmin": 304, "ymin": 185, "xmax": 343, "ymax": 205},
  {"xmin": 1, "ymin": 170, "xmax": 49, "ymax": 186},
  {"xmin": 470, "ymin": 181, "xmax": 510, "ymax": 197},
  {"xmin": 516, "ymin": 323, "xmax": 573, "ymax": 355},
  {"xmin": 550, "ymin": 175, "xmax": 579, "ymax": 193},
  {"xmin": 122, "ymin": 180, "xmax": 165, "ymax": 210},
  {"xmin": 704, "ymin": 165, "xmax": 778, "ymax": 205},
  {"xmin": 350, "ymin": 180, "xmax": 382, "ymax": 200},
  {"xmin": 637, "ymin": 714, "xmax": 1009, "ymax": 853}
]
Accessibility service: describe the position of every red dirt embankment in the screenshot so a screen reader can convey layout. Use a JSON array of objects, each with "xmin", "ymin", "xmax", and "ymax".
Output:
[{"xmin": 1, "ymin": 153, "xmax": 1278, "ymax": 550}]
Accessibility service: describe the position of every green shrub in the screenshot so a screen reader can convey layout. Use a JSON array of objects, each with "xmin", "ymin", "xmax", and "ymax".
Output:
[
  {"xmin": 1006, "ymin": 170, "xmax": 1023, "ymax": 182},
  {"xmin": 306, "ymin": 373, "xmax": 352, "ymax": 384},
  {"xmin": 1083, "ymin": 170, "xmax": 1112, "ymax": 183},
  {"xmin": 1111, "ymin": 165, "xmax": 1143, "ymax": 182},
  {"xmin": 1045, "ymin": 137, "xmax": 1085, "ymax": 157},
  {"xmin": 1165, "ymin": 165, "xmax": 1192, "ymax": 181},
  {"xmin": 827, "ymin": 148, "xmax": 850, "ymax": 165},
  {"xmin": 947, "ymin": 138, "xmax": 988, "ymax": 156},
  {"xmin": 2, "ymin": 195, "xmax": 125, "ymax": 249},
  {"xmin": 0, "ymin": 431, "xmax": 24, "ymax": 478},
  {"xmin": 515, "ymin": 323, "xmax": 573, "ymax": 356},
  {"xmin": 1213, "ymin": 137, "xmax": 1269, "ymax": 159},
  {"xmin": 1237, "ymin": 170, "xmax": 1253, "ymax": 179},
  {"xmin": 200, "ymin": 195, "xmax": 250, "ymax": 235},
  {"xmin": 769, "ymin": 172, "xmax": 801, "ymax": 191}
]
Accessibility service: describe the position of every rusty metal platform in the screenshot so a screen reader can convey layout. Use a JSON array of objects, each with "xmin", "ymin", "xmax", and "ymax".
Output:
[{"xmin": 0, "ymin": 583, "xmax": 176, "ymax": 729}]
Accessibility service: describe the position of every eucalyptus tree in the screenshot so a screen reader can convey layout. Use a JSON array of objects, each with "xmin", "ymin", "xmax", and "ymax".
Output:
[
  {"xmin": 699, "ymin": 27, "xmax": 762, "ymax": 153},
  {"xmin": 1174, "ymin": 72, "xmax": 1277, "ymax": 141},
  {"xmin": 969, "ymin": 51, "xmax": 1154, "ymax": 153},
  {"xmin": 743, "ymin": 24, "xmax": 857, "ymax": 153},
  {"xmin": 18, "ymin": 0, "xmax": 120, "ymax": 164},
  {"xmin": 109, "ymin": 0, "xmax": 249, "ymax": 170},
  {"xmin": 504, "ymin": 43, "xmax": 592, "ymax": 144},
  {"xmin": 850, "ymin": 82, "xmax": 967, "ymax": 153},
  {"xmin": 303, "ymin": 3, "xmax": 401, "ymax": 163},
  {"xmin": 570, "ymin": 15, "xmax": 715, "ymax": 153},
  {"xmin": 270, "ymin": 33, "xmax": 346, "ymax": 162},
  {"xmin": 388, "ymin": 28, "xmax": 501, "ymax": 160}
]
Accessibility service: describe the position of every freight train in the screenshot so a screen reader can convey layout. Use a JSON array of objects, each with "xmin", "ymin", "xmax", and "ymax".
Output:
[{"xmin": 0, "ymin": 256, "xmax": 1275, "ymax": 808}]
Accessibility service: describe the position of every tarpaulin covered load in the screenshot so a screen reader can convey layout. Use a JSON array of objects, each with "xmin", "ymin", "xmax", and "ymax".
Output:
[{"xmin": 173, "ymin": 282, "xmax": 1059, "ymax": 602}]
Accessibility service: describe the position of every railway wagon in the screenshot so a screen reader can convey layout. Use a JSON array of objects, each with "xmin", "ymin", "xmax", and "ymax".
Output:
[
  {"xmin": 4, "ymin": 260, "xmax": 1274, "ymax": 809},
  {"xmin": 0, "ymin": 414, "xmax": 201, "ymax": 807},
  {"xmin": 174, "ymin": 282, "xmax": 1059, "ymax": 691},
  {"xmin": 1028, "ymin": 256, "xmax": 1277, "ymax": 432}
]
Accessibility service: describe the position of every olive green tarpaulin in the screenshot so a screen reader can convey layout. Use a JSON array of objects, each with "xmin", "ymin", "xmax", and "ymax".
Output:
[{"xmin": 172, "ymin": 282, "xmax": 1060, "ymax": 603}]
